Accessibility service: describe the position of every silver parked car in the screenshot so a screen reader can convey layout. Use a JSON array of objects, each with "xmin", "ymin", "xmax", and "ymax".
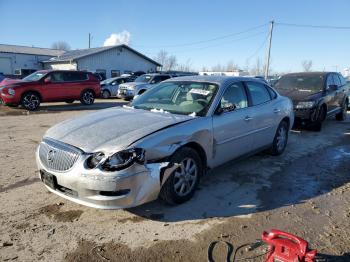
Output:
[
  {"xmin": 100, "ymin": 76, "xmax": 132, "ymax": 99},
  {"xmin": 36, "ymin": 76, "xmax": 294, "ymax": 209},
  {"xmin": 118, "ymin": 73, "xmax": 171, "ymax": 100}
]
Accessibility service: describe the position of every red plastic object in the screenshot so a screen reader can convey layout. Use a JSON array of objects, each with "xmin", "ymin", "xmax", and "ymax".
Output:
[{"xmin": 262, "ymin": 229, "xmax": 317, "ymax": 262}]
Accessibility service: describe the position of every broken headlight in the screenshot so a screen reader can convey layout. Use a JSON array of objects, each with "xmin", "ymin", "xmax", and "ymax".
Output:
[{"xmin": 101, "ymin": 148, "xmax": 145, "ymax": 171}]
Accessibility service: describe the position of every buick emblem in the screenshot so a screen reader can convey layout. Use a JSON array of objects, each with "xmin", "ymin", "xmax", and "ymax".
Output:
[{"xmin": 47, "ymin": 149, "xmax": 56, "ymax": 162}]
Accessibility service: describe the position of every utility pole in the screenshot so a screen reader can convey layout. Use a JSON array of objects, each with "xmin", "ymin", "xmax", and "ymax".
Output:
[
  {"xmin": 264, "ymin": 20, "xmax": 274, "ymax": 79},
  {"xmin": 88, "ymin": 33, "xmax": 91, "ymax": 49}
]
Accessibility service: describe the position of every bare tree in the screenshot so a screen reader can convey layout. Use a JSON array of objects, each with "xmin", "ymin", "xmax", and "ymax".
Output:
[
  {"xmin": 177, "ymin": 59, "xmax": 193, "ymax": 72},
  {"xmin": 302, "ymin": 60, "xmax": 313, "ymax": 72},
  {"xmin": 167, "ymin": 55, "xmax": 177, "ymax": 71},
  {"xmin": 154, "ymin": 50, "xmax": 168, "ymax": 70},
  {"xmin": 51, "ymin": 41, "xmax": 71, "ymax": 51},
  {"xmin": 226, "ymin": 60, "xmax": 238, "ymax": 72}
]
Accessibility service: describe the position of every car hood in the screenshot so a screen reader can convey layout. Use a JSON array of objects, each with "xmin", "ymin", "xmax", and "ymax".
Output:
[
  {"xmin": 44, "ymin": 107, "xmax": 193, "ymax": 153},
  {"xmin": 275, "ymin": 88, "xmax": 322, "ymax": 102},
  {"xmin": 120, "ymin": 82, "xmax": 150, "ymax": 89}
]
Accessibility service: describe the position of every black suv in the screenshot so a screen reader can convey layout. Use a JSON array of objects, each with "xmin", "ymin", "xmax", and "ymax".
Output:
[{"xmin": 274, "ymin": 72, "xmax": 348, "ymax": 131}]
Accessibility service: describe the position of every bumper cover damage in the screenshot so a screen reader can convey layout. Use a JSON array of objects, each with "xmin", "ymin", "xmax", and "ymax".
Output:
[{"xmin": 37, "ymin": 155, "xmax": 177, "ymax": 209}]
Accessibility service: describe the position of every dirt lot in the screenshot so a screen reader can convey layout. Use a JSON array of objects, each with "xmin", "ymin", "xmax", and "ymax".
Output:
[{"xmin": 0, "ymin": 100, "xmax": 350, "ymax": 261}]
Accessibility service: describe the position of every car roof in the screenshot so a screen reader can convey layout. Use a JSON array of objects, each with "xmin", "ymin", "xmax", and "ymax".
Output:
[
  {"xmin": 282, "ymin": 72, "xmax": 336, "ymax": 77},
  {"xmin": 164, "ymin": 75, "xmax": 265, "ymax": 86}
]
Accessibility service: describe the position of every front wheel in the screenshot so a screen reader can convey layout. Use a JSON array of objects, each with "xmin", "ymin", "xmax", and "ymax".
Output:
[
  {"xmin": 101, "ymin": 90, "xmax": 111, "ymax": 99},
  {"xmin": 270, "ymin": 121, "xmax": 289, "ymax": 156},
  {"xmin": 160, "ymin": 147, "xmax": 203, "ymax": 205},
  {"xmin": 21, "ymin": 92, "xmax": 40, "ymax": 111},
  {"xmin": 80, "ymin": 90, "xmax": 95, "ymax": 105}
]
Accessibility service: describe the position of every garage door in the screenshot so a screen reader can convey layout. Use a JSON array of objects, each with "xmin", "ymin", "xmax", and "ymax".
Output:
[{"xmin": 0, "ymin": 57, "xmax": 12, "ymax": 74}]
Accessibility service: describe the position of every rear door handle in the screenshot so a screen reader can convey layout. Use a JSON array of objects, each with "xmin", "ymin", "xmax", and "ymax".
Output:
[
  {"xmin": 244, "ymin": 116, "xmax": 253, "ymax": 121},
  {"xmin": 273, "ymin": 109, "xmax": 281, "ymax": 113}
]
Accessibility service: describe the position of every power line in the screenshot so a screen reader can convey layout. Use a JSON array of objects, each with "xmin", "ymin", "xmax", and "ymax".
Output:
[
  {"xmin": 276, "ymin": 22, "xmax": 350, "ymax": 30},
  {"xmin": 246, "ymin": 32, "xmax": 270, "ymax": 62},
  {"xmin": 133, "ymin": 23, "xmax": 268, "ymax": 49},
  {"xmin": 142, "ymin": 30, "xmax": 268, "ymax": 56}
]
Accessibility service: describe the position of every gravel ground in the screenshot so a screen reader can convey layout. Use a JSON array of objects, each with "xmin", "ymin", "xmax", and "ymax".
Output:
[{"xmin": 0, "ymin": 100, "xmax": 349, "ymax": 262}]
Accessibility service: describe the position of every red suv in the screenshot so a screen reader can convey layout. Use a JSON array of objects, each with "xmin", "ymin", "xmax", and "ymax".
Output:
[{"xmin": 0, "ymin": 70, "xmax": 100, "ymax": 110}]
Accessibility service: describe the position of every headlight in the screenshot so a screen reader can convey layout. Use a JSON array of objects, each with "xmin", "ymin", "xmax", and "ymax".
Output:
[
  {"xmin": 295, "ymin": 101, "xmax": 315, "ymax": 109},
  {"xmin": 86, "ymin": 152, "xmax": 105, "ymax": 169},
  {"xmin": 87, "ymin": 148, "xmax": 145, "ymax": 171},
  {"xmin": 8, "ymin": 88, "xmax": 15, "ymax": 95}
]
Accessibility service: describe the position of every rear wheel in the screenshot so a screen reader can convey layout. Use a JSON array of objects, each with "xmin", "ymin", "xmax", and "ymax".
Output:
[
  {"xmin": 102, "ymin": 90, "xmax": 111, "ymax": 99},
  {"xmin": 160, "ymin": 147, "xmax": 203, "ymax": 205},
  {"xmin": 21, "ymin": 92, "xmax": 40, "ymax": 111},
  {"xmin": 270, "ymin": 121, "xmax": 289, "ymax": 156},
  {"xmin": 335, "ymin": 99, "xmax": 348, "ymax": 121},
  {"xmin": 80, "ymin": 90, "xmax": 95, "ymax": 105}
]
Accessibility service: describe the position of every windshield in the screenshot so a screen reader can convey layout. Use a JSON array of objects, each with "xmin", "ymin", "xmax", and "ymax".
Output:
[
  {"xmin": 135, "ymin": 74, "xmax": 152, "ymax": 83},
  {"xmin": 275, "ymin": 74, "xmax": 324, "ymax": 92},
  {"xmin": 131, "ymin": 81, "xmax": 218, "ymax": 116},
  {"xmin": 101, "ymin": 78, "xmax": 117, "ymax": 85},
  {"xmin": 22, "ymin": 71, "xmax": 47, "ymax": 82}
]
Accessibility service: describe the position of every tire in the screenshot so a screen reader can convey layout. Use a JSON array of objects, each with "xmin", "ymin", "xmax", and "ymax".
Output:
[
  {"xmin": 160, "ymin": 147, "xmax": 203, "ymax": 205},
  {"xmin": 65, "ymin": 99, "xmax": 75, "ymax": 104},
  {"xmin": 335, "ymin": 99, "xmax": 348, "ymax": 121},
  {"xmin": 101, "ymin": 90, "xmax": 111, "ymax": 99},
  {"xmin": 21, "ymin": 92, "xmax": 40, "ymax": 111},
  {"xmin": 80, "ymin": 90, "xmax": 95, "ymax": 105},
  {"xmin": 311, "ymin": 106, "xmax": 326, "ymax": 132},
  {"xmin": 270, "ymin": 120, "xmax": 289, "ymax": 156}
]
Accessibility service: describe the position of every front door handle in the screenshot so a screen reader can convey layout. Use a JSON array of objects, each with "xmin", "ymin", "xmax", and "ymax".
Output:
[
  {"xmin": 244, "ymin": 116, "xmax": 253, "ymax": 121},
  {"xmin": 273, "ymin": 109, "xmax": 281, "ymax": 113}
]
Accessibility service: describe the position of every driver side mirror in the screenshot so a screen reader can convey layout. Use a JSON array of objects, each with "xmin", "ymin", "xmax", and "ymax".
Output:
[
  {"xmin": 215, "ymin": 103, "xmax": 236, "ymax": 115},
  {"xmin": 44, "ymin": 78, "xmax": 51, "ymax": 84}
]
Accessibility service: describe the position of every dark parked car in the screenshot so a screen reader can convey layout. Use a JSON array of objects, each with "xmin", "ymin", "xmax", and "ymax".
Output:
[
  {"xmin": 0, "ymin": 70, "xmax": 101, "ymax": 110},
  {"xmin": 274, "ymin": 72, "xmax": 348, "ymax": 130}
]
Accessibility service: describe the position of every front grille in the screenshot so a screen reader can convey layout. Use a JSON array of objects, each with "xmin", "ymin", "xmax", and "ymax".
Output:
[{"xmin": 39, "ymin": 139, "xmax": 82, "ymax": 172}]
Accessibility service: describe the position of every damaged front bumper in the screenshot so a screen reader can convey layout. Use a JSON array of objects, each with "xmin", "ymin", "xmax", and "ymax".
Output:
[{"xmin": 36, "ymin": 150, "xmax": 176, "ymax": 209}]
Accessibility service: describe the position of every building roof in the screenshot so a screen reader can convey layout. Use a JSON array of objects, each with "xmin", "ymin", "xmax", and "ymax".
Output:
[
  {"xmin": 0, "ymin": 44, "xmax": 65, "ymax": 56},
  {"xmin": 44, "ymin": 44, "xmax": 161, "ymax": 66}
]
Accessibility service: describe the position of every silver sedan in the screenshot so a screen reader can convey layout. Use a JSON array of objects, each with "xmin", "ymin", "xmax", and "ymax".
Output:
[{"xmin": 36, "ymin": 76, "xmax": 294, "ymax": 209}]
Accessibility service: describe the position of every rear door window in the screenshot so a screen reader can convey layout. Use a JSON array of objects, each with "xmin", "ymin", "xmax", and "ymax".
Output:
[
  {"xmin": 332, "ymin": 74, "xmax": 341, "ymax": 87},
  {"xmin": 50, "ymin": 72, "xmax": 65, "ymax": 82},
  {"xmin": 245, "ymin": 82, "xmax": 272, "ymax": 106},
  {"xmin": 64, "ymin": 72, "xmax": 88, "ymax": 82}
]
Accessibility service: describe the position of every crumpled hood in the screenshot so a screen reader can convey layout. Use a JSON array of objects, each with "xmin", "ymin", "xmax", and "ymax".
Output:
[
  {"xmin": 275, "ymin": 88, "xmax": 322, "ymax": 102},
  {"xmin": 44, "ymin": 107, "xmax": 193, "ymax": 153}
]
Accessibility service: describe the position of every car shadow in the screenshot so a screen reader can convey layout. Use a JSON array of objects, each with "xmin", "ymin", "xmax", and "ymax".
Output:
[
  {"xmin": 316, "ymin": 252, "xmax": 350, "ymax": 262},
  {"xmin": 127, "ymin": 126, "xmax": 350, "ymax": 222}
]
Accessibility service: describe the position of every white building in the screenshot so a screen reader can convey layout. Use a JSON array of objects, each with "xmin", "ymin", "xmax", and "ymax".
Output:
[
  {"xmin": 0, "ymin": 44, "xmax": 161, "ymax": 78},
  {"xmin": 0, "ymin": 44, "xmax": 64, "ymax": 76},
  {"xmin": 43, "ymin": 45, "xmax": 160, "ymax": 78}
]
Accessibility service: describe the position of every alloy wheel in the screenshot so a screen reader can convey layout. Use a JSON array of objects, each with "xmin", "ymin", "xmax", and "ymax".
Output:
[
  {"xmin": 173, "ymin": 158, "xmax": 198, "ymax": 197},
  {"xmin": 83, "ymin": 91, "xmax": 94, "ymax": 104},
  {"xmin": 23, "ymin": 94, "xmax": 40, "ymax": 110},
  {"xmin": 276, "ymin": 125, "xmax": 287, "ymax": 152}
]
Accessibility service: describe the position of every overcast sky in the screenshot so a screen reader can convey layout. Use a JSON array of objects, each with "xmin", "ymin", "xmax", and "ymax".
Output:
[{"xmin": 1, "ymin": 0, "xmax": 349, "ymax": 73}]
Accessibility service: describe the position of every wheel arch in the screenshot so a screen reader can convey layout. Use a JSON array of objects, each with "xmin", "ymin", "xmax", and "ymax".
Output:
[
  {"xmin": 21, "ymin": 90, "xmax": 42, "ymax": 102},
  {"xmin": 178, "ymin": 141, "xmax": 208, "ymax": 170}
]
